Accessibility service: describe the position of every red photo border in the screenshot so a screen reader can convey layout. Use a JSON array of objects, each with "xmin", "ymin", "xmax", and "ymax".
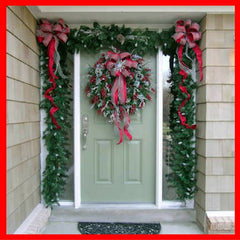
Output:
[{"xmin": 1, "ymin": 1, "xmax": 238, "ymax": 240}]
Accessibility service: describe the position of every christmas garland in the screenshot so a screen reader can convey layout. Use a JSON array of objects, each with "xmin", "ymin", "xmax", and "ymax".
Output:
[
  {"xmin": 162, "ymin": 20, "xmax": 202, "ymax": 200},
  {"xmin": 67, "ymin": 22, "xmax": 161, "ymax": 56},
  {"xmin": 37, "ymin": 19, "xmax": 72, "ymax": 207},
  {"xmin": 37, "ymin": 19, "xmax": 202, "ymax": 206},
  {"xmin": 85, "ymin": 49, "xmax": 155, "ymax": 144}
]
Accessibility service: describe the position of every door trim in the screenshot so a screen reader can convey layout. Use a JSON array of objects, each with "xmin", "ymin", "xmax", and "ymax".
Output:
[
  {"xmin": 156, "ymin": 48, "xmax": 163, "ymax": 208},
  {"xmin": 74, "ymin": 52, "xmax": 81, "ymax": 207},
  {"xmin": 74, "ymin": 49, "xmax": 163, "ymax": 209}
]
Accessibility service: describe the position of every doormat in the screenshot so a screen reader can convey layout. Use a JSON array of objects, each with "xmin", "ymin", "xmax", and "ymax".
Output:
[{"xmin": 78, "ymin": 222, "xmax": 161, "ymax": 234}]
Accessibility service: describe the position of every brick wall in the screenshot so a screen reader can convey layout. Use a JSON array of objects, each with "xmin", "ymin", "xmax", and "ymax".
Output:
[
  {"xmin": 7, "ymin": 6, "xmax": 40, "ymax": 233},
  {"xmin": 195, "ymin": 14, "xmax": 235, "ymax": 232}
]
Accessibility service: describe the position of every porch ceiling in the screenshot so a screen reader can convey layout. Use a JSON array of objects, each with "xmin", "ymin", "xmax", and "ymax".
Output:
[{"xmin": 27, "ymin": 6, "xmax": 234, "ymax": 26}]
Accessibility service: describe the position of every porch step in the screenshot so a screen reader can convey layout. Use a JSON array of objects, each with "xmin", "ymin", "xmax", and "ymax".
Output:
[
  {"xmin": 206, "ymin": 211, "xmax": 235, "ymax": 234},
  {"xmin": 49, "ymin": 206, "xmax": 196, "ymax": 223}
]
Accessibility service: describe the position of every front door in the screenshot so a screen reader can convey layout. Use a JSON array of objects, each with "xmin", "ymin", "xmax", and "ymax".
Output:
[{"xmin": 80, "ymin": 51, "xmax": 156, "ymax": 203}]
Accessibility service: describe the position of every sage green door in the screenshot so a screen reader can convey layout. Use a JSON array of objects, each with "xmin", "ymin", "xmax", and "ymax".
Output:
[{"xmin": 80, "ymin": 51, "xmax": 156, "ymax": 203}]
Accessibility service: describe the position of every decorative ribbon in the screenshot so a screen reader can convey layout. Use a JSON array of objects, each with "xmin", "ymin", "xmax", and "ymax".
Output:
[
  {"xmin": 173, "ymin": 19, "xmax": 203, "ymax": 129},
  {"xmin": 105, "ymin": 51, "xmax": 137, "ymax": 144},
  {"xmin": 37, "ymin": 19, "xmax": 70, "ymax": 129}
]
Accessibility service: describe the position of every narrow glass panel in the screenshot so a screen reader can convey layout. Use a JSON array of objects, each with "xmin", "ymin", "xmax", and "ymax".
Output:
[
  {"xmin": 162, "ymin": 55, "xmax": 177, "ymax": 201},
  {"xmin": 60, "ymin": 54, "xmax": 74, "ymax": 201}
]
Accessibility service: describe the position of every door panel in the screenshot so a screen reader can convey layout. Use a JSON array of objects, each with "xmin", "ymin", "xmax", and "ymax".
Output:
[
  {"xmin": 124, "ymin": 140, "xmax": 142, "ymax": 184},
  {"xmin": 80, "ymin": 51, "xmax": 156, "ymax": 203},
  {"xmin": 95, "ymin": 140, "xmax": 113, "ymax": 184}
]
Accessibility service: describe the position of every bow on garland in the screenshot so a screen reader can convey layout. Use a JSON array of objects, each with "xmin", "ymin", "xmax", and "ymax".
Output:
[
  {"xmin": 37, "ymin": 18, "xmax": 70, "ymax": 129},
  {"xmin": 105, "ymin": 51, "xmax": 138, "ymax": 144},
  {"xmin": 173, "ymin": 19, "xmax": 203, "ymax": 129}
]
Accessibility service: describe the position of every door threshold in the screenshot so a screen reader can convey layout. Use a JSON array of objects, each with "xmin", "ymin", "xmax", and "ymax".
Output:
[
  {"xmin": 58, "ymin": 201, "xmax": 190, "ymax": 209},
  {"xmin": 77, "ymin": 203, "xmax": 158, "ymax": 209},
  {"xmin": 58, "ymin": 201, "xmax": 157, "ymax": 209}
]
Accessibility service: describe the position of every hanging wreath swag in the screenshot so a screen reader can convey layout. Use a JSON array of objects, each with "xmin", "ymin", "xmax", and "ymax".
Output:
[
  {"xmin": 37, "ymin": 19, "xmax": 203, "ymax": 207},
  {"xmin": 85, "ymin": 50, "xmax": 155, "ymax": 144}
]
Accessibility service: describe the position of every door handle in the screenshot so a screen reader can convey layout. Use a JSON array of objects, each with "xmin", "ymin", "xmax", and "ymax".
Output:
[{"xmin": 82, "ymin": 114, "xmax": 89, "ymax": 150}]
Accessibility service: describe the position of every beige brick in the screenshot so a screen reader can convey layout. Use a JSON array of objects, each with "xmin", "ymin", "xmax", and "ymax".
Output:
[
  {"xmin": 203, "ymin": 14, "xmax": 235, "ymax": 31},
  {"xmin": 197, "ymin": 85, "xmax": 221, "ymax": 103},
  {"xmin": 206, "ymin": 122, "xmax": 234, "ymax": 139},
  {"xmin": 7, "ymin": 171, "xmax": 40, "ymax": 216},
  {"xmin": 195, "ymin": 202, "xmax": 206, "ymax": 231},
  {"xmin": 196, "ymin": 84, "xmax": 234, "ymax": 104},
  {"xmin": 205, "ymin": 175, "xmax": 234, "ymax": 193},
  {"xmin": 206, "ymin": 85, "xmax": 222, "ymax": 102},
  {"xmin": 7, "ymin": 122, "xmax": 40, "ymax": 147},
  {"xmin": 222, "ymin": 85, "xmax": 235, "ymax": 102},
  {"xmin": 196, "ymin": 171, "xmax": 205, "ymax": 192},
  {"xmin": 7, "ymin": 155, "xmax": 40, "ymax": 193},
  {"xmin": 196, "ymin": 122, "xmax": 205, "ymax": 139},
  {"xmin": 205, "ymin": 193, "xmax": 235, "ymax": 210},
  {"xmin": 7, "ymin": 186, "xmax": 40, "ymax": 233},
  {"xmin": 206, "ymin": 103, "xmax": 234, "ymax": 121},
  {"xmin": 7, "ymin": 6, "xmax": 37, "ymax": 34},
  {"xmin": 7, "ymin": 101, "xmax": 40, "ymax": 124},
  {"xmin": 204, "ymin": 85, "xmax": 223, "ymax": 102},
  {"xmin": 206, "ymin": 85, "xmax": 234, "ymax": 103},
  {"xmin": 200, "ymin": 30, "xmax": 235, "ymax": 49},
  {"xmin": 7, "ymin": 31, "xmax": 39, "ymax": 70},
  {"xmin": 196, "ymin": 137, "xmax": 206, "ymax": 156},
  {"xmin": 206, "ymin": 193, "xmax": 221, "ymax": 210},
  {"xmin": 197, "ymin": 122, "xmax": 234, "ymax": 139},
  {"xmin": 196, "ymin": 103, "xmax": 206, "ymax": 121},
  {"xmin": 197, "ymin": 155, "xmax": 234, "ymax": 176},
  {"xmin": 195, "ymin": 188, "xmax": 206, "ymax": 209},
  {"xmin": 196, "ymin": 139, "xmax": 234, "ymax": 158},
  {"xmin": 205, "ymin": 139, "xmax": 234, "ymax": 157},
  {"xmin": 7, "ymin": 55, "xmax": 40, "ymax": 87},
  {"xmin": 196, "ymin": 155, "xmax": 206, "ymax": 174},
  {"xmin": 199, "ymin": 66, "xmax": 235, "ymax": 86},
  {"xmin": 196, "ymin": 85, "xmax": 206, "ymax": 103},
  {"xmin": 202, "ymin": 49, "xmax": 235, "ymax": 68},
  {"xmin": 206, "ymin": 158, "xmax": 235, "ymax": 176},
  {"xmin": 7, "ymin": 78, "xmax": 40, "ymax": 104},
  {"xmin": 200, "ymin": 15, "xmax": 207, "ymax": 32},
  {"xmin": 7, "ymin": 8, "xmax": 39, "ymax": 54},
  {"xmin": 7, "ymin": 138, "xmax": 40, "ymax": 170}
]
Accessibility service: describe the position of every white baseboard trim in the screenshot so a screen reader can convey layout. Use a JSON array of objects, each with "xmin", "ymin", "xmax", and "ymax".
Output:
[{"xmin": 14, "ymin": 203, "xmax": 51, "ymax": 234}]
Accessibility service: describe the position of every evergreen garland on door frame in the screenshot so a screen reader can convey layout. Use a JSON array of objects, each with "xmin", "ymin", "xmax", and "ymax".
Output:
[
  {"xmin": 39, "ymin": 42, "xmax": 72, "ymax": 207},
  {"xmin": 37, "ymin": 20, "xmax": 202, "ymax": 207},
  {"xmin": 161, "ymin": 26, "xmax": 198, "ymax": 200}
]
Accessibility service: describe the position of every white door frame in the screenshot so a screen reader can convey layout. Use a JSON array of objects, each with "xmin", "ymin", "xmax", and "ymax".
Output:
[{"xmin": 73, "ymin": 48, "xmax": 163, "ymax": 209}]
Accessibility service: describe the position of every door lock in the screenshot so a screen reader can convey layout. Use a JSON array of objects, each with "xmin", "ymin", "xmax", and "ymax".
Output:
[{"xmin": 82, "ymin": 114, "xmax": 89, "ymax": 150}]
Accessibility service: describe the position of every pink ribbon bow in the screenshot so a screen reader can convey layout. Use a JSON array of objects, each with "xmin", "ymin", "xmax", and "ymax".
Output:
[
  {"xmin": 173, "ymin": 19, "xmax": 201, "ymax": 48},
  {"xmin": 105, "ymin": 51, "xmax": 138, "ymax": 144},
  {"xmin": 37, "ymin": 19, "xmax": 70, "ymax": 129},
  {"xmin": 173, "ymin": 19, "xmax": 203, "ymax": 130},
  {"xmin": 37, "ymin": 18, "xmax": 70, "ymax": 47},
  {"xmin": 105, "ymin": 51, "xmax": 138, "ymax": 105}
]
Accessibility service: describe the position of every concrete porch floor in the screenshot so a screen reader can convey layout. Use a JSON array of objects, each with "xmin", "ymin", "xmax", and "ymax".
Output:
[{"xmin": 40, "ymin": 205, "xmax": 204, "ymax": 234}]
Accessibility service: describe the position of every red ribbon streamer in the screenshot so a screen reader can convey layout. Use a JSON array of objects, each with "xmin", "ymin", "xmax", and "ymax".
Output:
[
  {"xmin": 178, "ymin": 69, "xmax": 197, "ymax": 130},
  {"xmin": 37, "ymin": 19, "xmax": 69, "ymax": 129},
  {"xmin": 114, "ymin": 111, "xmax": 123, "ymax": 145},
  {"xmin": 44, "ymin": 38, "xmax": 61, "ymax": 129},
  {"xmin": 106, "ymin": 51, "xmax": 138, "ymax": 144},
  {"xmin": 173, "ymin": 19, "xmax": 203, "ymax": 129}
]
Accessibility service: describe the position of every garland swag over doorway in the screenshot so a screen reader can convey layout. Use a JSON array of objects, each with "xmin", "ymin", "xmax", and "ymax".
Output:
[{"xmin": 37, "ymin": 19, "xmax": 202, "ymax": 207}]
